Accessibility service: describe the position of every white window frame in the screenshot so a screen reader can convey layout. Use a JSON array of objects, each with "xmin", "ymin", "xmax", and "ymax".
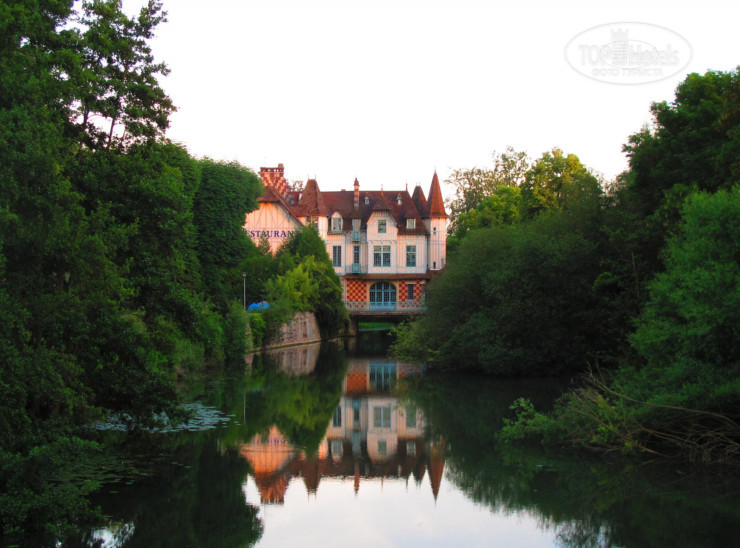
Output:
[
  {"xmin": 406, "ymin": 245, "xmax": 416, "ymax": 267},
  {"xmin": 332, "ymin": 245, "xmax": 342, "ymax": 267},
  {"xmin": 406, "ymin": 218, "xmax": 415, "ymax": 229},
  {"xmin": 331, "ymin": 216, "xmax": 343, "ymax": 232},
  {"xmin": 378, "ymin": 219, "xmax": 387, "ymax": 233},
  {"xmin": 373, "ymin": 245, "xmax": 391, "ymax": 267},
  {"xmin": 373, "ymin": 405, "xmax": 391, "ymax": 428}
]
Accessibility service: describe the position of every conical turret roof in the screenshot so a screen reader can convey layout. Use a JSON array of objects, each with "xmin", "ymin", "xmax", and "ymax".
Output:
[{"xmin": 425, "ymin": 172, "xmax": 447, "ymax": 218}]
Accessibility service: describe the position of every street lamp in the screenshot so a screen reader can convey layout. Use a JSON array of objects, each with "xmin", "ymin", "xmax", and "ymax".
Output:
[{"xmin": 242, "ymin": 272, "xmax": 247, "ymax": 310}]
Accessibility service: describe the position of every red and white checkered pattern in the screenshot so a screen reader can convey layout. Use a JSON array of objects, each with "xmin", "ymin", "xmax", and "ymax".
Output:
[{"xmin": 346, "ymin": 280, "xmax": 367, "ymax": 302}]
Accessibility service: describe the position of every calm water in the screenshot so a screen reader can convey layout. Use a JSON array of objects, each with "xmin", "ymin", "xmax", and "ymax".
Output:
[{"xmin": 67, "ymin": 336, "xmax": 740, "ymax": 547}]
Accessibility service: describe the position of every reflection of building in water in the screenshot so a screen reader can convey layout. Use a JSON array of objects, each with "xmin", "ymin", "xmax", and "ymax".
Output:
[
  {"xmin": 262, "ymin": 342, "xmax": 321, "ymax": 376},
  {"xmin": 239, "ymin": 359, "xmax": 443, "ymax": 504}
]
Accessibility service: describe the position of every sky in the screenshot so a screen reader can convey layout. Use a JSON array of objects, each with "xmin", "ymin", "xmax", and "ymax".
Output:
[{"xmin": 123, "ymin": 0, "xmax": 739, "ymax": 196}]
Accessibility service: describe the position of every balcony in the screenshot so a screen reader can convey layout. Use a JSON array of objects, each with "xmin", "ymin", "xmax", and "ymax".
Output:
[
  {"xmin": 351, "ymin": 230, "xmax": 361, "ymax": 242},
  {"xmin": 344, "ymin": 301, "xmax": 426, "ymax": 315},
  {"xmin": 350, "ymin": 263, "xmax": 363, "ymax": 274}
]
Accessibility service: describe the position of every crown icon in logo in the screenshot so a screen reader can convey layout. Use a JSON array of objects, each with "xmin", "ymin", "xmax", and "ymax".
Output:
[{"xmin": 611, "ymin": 29, "xmax": 629, "ymax": 42}]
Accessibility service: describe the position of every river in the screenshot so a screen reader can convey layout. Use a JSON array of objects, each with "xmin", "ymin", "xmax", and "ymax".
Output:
[{"xmin": 66, "ymin": 336, "xmax": 740, "ymax": 547}]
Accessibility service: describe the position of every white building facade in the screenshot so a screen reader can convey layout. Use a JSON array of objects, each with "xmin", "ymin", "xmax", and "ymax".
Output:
[{"xmin": 244, "ymin": 164, "xmax": 448, "ymax": 312}]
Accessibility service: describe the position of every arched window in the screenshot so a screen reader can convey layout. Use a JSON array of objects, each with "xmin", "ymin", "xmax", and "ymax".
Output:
[{"xmin": 369, "ymin": 282, "xmax": 396, "ymax": 310}]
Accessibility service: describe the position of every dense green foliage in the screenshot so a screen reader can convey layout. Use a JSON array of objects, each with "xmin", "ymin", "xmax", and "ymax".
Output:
[
  {"xmin": 394, "ymin": 147, "xmax": 608, "ymax": 375},
  {"xmin": 394, "ymin": 68, "xmax": 740, "ymax": 460},
  {"xmin": 193, "ymin": 158, "xmax": 262, "ymax": 306},
  {"xmin": 247, "ymin": 226, "xmax": 348, "ymax": 342},
  {"xmin": 0, "ymin": 1, "xmax": 301, "ymax": 541}
]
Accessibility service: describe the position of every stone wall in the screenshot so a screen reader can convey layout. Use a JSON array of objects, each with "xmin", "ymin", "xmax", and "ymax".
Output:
[{"xmin": 265, "ymin": 311, "xmax": 322, "ymax": 348}]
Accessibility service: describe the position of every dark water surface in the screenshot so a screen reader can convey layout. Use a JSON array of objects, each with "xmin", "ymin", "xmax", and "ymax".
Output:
[{"xmin": 67, "ymin": 336, "xmax": 740, "ymax": 547}]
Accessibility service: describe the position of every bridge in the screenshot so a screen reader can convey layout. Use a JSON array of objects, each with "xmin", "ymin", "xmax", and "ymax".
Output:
[{"xmin": 344, "ymin": 301, "xmax": 426, "ymax": 332}]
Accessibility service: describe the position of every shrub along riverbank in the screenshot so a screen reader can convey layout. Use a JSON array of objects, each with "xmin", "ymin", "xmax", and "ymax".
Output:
[{"xmin": 393, "ymin": 68, "xmax": 740, "ymax": 463}]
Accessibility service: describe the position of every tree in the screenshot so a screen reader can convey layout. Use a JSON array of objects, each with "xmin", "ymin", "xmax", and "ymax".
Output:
[
  {"xmin": 623, "ymin": 69, "xmax": 740, "ymax": 226},
  {"xmin": 445, "ymin": 147, "xmax": 530, "ymax": 234},
  {"xmin": 450, "ymin": 186, "xmax": 523, "ymax": 239},
  {"xmin": 0, "ymin": 2, "xmax": 184, "ymax": 538},
  {"xmin": 273, "ymin": 227, "xmax": 348, "ymax": 336},
  {"xmin": 395, "ymin": 212, "xmax": 604, "ymax": 375},
  {"xmin": 520, "ymin": 148, "xmax": 601, "ymax": 215},
  {"xmin": 630, "ymin": 188, "xmax": 740, "ymax": 410},
  {"xmin": 193, "ymin": 158, "xmax": 262, "ymax": 305},
  {"xmin": 73, "ymin": 0, "xmax": 174, "ymax": 150}
]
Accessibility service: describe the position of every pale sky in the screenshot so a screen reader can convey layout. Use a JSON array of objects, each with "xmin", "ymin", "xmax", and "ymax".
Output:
[{"xmin": 123, "ymin": 0, "xmax": 739, "ymax": 195}]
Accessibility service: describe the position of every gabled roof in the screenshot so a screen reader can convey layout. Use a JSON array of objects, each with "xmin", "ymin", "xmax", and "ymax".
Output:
[
  {"xmin": 322, "ymin": 189, "xmax": 427, "ymax": 235},
  {"xmin": 426, "ymin": 172, "xmax": 448, "ymax": 218},
  {"xmin": 257, "ymin": 185, "xmax": 304, "ymax": 223}
]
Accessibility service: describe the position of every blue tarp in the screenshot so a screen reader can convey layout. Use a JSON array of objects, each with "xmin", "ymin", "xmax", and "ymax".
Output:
[{"xmin": 247, "ymin": 301, "xmax": 270, "ymax": 311}]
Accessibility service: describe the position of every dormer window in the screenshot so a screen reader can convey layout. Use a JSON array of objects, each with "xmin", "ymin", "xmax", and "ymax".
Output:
[
  {"xmin": 406, "ymin": 218, "xmax": 415, "ymax": 229},
  {"xmin": 331, "ymin": 216, "xmax": 343, "ymax": 232},
  {"xmin": 365, "ymin": 196, "xmax": 370, "ymax": 205},
  {"xmin": 378, "ymin": 219, "xmax": 387, "ymax": 233}
]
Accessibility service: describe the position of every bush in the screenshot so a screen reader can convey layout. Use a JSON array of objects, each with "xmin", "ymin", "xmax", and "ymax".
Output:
[
  {"xmin": 223, "ymin": 302, "xmax": 251, "ymax": 362},
  {"xmin": 248, "ymin": 313, "xmax": 267, "ymax": 349}
]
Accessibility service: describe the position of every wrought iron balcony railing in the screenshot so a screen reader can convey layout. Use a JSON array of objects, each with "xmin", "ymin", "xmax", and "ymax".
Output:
[{"xmin": 344, "ymin": 301, "xmax": 426, "ymax": 312}]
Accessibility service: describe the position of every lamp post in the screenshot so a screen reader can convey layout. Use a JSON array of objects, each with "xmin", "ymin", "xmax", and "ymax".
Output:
[{"xmin": 242, "ymin": 272, "xmax": 246, "ymax": 310}]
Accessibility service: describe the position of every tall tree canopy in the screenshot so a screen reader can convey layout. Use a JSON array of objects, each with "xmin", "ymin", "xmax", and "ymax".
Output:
[{"xmin": 623, "ymin": 69, "xmax": 740, "ymax": 224}]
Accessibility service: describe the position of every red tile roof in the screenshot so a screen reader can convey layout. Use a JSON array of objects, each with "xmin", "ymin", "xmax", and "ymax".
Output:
[
  {"xmin": 426, "ymin": 172, "xmax": 448, "ymax": 218},
  {"xmin": 299, "ymin": 179, "xmax": 327, "ymax": 216}
]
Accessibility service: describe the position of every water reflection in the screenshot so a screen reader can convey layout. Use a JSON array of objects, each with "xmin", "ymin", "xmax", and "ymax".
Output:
[
  {"xmin": 238, "ymin": 356, "xmax": 444, "ymax": 505},
  {"xmin": 67, "ymin": 340, "xmax": 740, "ymax": 548}
]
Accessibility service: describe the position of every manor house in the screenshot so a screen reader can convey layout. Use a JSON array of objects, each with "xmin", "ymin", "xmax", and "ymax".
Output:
[{"xmin": 243, "ymin": 164, "xmax": 448, "ymax": 312}]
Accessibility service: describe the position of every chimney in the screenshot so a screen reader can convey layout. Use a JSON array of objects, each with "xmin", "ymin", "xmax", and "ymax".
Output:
[
  {"xmin": 353, "ymin": 178, "xmax": 360, "ymax": 209},
  {"xmin": 260, "ymin": 164, "xmax": 288, "ymax": 197}
]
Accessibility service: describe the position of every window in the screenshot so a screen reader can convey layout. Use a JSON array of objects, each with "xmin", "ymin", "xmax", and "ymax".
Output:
[
  {"xmin": 433, "ymin": 226, "xmax": 437, "ymax": 235},
  {"xmin": 331, "ymin": 216, "xmax": 343, "ymax": 232},
  {"xmin": 353, "ymin": 245, "xmax": 360, "ymax": 265},
  {"xmin": 406, "ymin": 218, "xmax": 415, "ymax": 229},
  {"xmin": 370, "ymin": 361, "xmax": 397, "ymax": 391},
  {"xmin": 352, "ymin": 398, "xmax": 361, "ymax": 423},
  {"xmin": 406, "ymin": 245, "xmax": 416, "ymax": 267},
  {"xmin": 331, "ymin": 439, "xmax": 343, "ymax": 457},
  {"xmin": 332, "ymin": 245, "xmax": 342, "ymax": 267},
  {"xmin": 406, "ymin": 283, "xmax": 414, "ymax": 301},
  {"xmin": 370, "ymin": 283, "xmax": 396, "ymax": 310},
  {"xmin": 352, "ymin": 218, "xmax": 361, "ymax": 231},
  {"xmin": 333, "ymin": 406, "xmax": 342, "ymax": 427},
  {"xmin": 378, "ymin": 219, "xmax": 387, "ymax": 233},
  {"xmin": 407, "ymin": 441, "xmax": 416, "ymax": 456},
  {"xmin": 373, "ymin": 405, "xmax": 391, "ymax": 428},
  {"xmin": 406, "ymin": 406, "xmax": 417, "ymax": 428},
  {"xmin": 373, "ymin": 245, "xmax": 391, "ymax": 267},
  {"xmin": 378, "ymin": 440, "xmax": 387, "ymax": 454}
]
